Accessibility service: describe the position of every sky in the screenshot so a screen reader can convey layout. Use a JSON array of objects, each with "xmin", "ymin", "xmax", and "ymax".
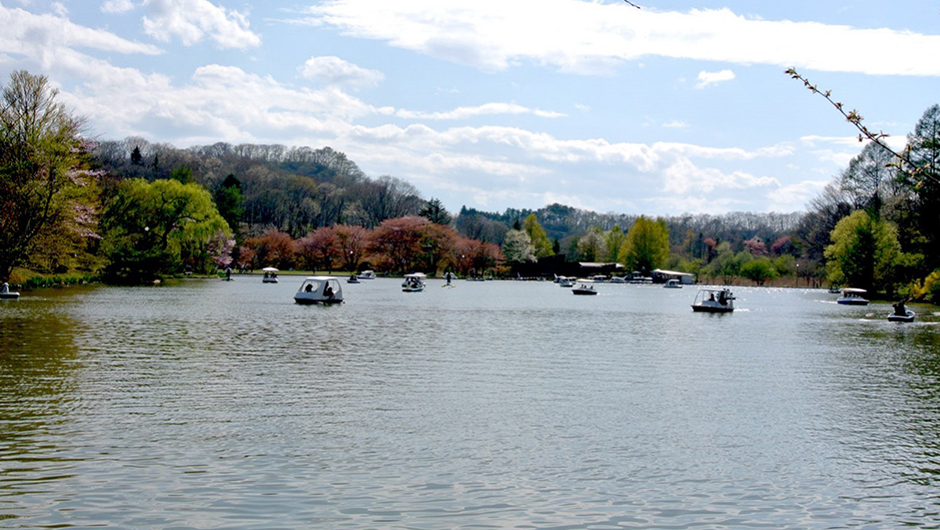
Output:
[{"xmin": 3, "ymin": 0, "xmax": 940, "ymax": 217}]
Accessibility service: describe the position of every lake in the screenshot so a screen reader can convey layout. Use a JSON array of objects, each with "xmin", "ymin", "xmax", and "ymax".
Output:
[{"xmin": 2, "ymin": 277, "xmax": 940, "ymax": 529}]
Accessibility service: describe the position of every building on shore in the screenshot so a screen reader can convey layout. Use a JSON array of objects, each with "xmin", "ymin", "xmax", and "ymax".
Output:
[{"xmin": 651, "ymin": 269, "xmax": 694, "ymax": 284}]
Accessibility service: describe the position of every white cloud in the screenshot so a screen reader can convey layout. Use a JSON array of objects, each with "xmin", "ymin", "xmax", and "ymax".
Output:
[
  {"xmin": 141, "ymin": 0, "xmax": 261, "ymax": 49},
  {"xmin": 766, "ymin": 179, "xmax": 829, "ymax": 211},
  {"xmin": 663, "ymin": 120, "xmax": 689, "ymax": 129},
  {"xmin": 298, "ymin": 56, "xmax": 384, "ymax": 88},
  {"xmin": 396, "ymin": 102, "xmax": 564, "ymax": 120},
  {"xmin": 0, "ymin": 3, "xmax": 162, "ymax": 69},
  {"xmin": 101, "ymin": 0, "xmax": 135, "ymax": 14},
  {"xmin": 51, "ymin": 2, "xmax": 67, "ymax": 16},
  {"xmin": 695, "ymin": 69, "xmax": 735, "ymax": 89},
  {"xmin": 299, "ymin": 1, "xmax": 940, "ymax": 76}
]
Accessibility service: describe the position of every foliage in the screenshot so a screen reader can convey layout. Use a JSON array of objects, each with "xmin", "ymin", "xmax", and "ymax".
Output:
[
  {"xmin": 0, "ymin": 70, "xmax": 86, "ymax": 282},
  {"xmin": 577, "ymin": 226, "xmax": 606, "ymax": 262},
  {"xmin": 523, "ymin": 213, "xmax": 553, "ymax": 258},
  {"xmin": 418, "ymin": 222, "xmax": 459, "ymax": 273},
  {"xmin": 101, "ymin": 178, "xmax": 231, "ymax": 282},
  {"xmin": 501, "ymin": 229, "xmax": 536, "ymax": 264},
  {"xmin": 335, "ymin": 225, "xmax": 367, "ymax": 271},
  {"xmin": 705, "ymin": 244, "xmax": 749, "ymax": 285},
  {"xmin": 420, "ymin": 198, "xmax": 452, "ymax": 225},
  {"xmin": 297, "ymin": 227, "xmax": 340, "ymax": 272},
  {"xmin": 740, "ymin": 258, "xmax": 778, "ymax": 286},
  {"xmin": 368, "ymin": 216, "xmax": 430, "ymax": 273},
  {"xmin": 240, "ymin": 229, "xmax": 295, "ymax": 270},
  {"xmin": 824, "ymin": 210, "xmax": 902, "ymax": 294},
  {"xmin": 214, "ymin": 174, "xmax": 244, "ymax": 238},
  {"xmin": 909, "ymin": 270, "xmax": 940, "ymax": 303},
  {"xmin": 453, "ymin": 237, "xmax": 502, "ymax": 276},
  {"xmin": 604, "ymin": 226, "xmax": 625, "ymax": 263},
  {"xmin": 619, "ymin": 216, "xmax": 669, "ymax": 274}
]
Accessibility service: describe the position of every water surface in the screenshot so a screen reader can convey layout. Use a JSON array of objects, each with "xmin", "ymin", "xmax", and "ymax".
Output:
[{"xmin": 2, "ymin": 278, "xmax": 940, "ymax": 528}]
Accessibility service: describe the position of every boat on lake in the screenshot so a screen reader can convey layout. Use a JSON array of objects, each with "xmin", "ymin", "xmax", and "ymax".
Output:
[
  {"xmin": 888, "ymin": 300, "xmax": 915, "ymax": 322},
  {"xmin": 402, "ymin": 273, "xmax": 426, "ymax": 292},
  {"xmin": 358, "ymin": 270, "xmax": 376, "ymax": 280},
  {"xmin": 294, "ymin": 276, "xmax": 343, "ymax": 304},
  {"xmin": 888, "ymin": 309, "xmax": 916, "ymax": 323},
  {"xmin": 572, "ymin": 283, "xmax": 597, "ymax": 295},
  {"xmin": 664, "ymin": 279, "xmax": 682, "ymax": 289},
  {"xmin": 837, "ymin": 288, "xmax": 869, "ymax": 306},
  {"xmin": 0, "ymin": 282, "xmax": 19, "ymax": 299},
  {"xmin": 692, "ymin": 288, "xmax": 734, "ymax": 313},
  {"xmin": 347, "ymin": 274, "xmax": 360, "ymax": 284},
  {"xmin": 262, "ymin": 267, "xmax": 279, "ymax": 283},
  {"xmin": 558, "ymin": 276, "xmax": 576, "ymax": 288}
]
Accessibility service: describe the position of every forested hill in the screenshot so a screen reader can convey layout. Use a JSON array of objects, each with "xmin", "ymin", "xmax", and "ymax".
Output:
[
  {"xmin": 91, "ymin": 137, "xmax": 803, "ymax": 249},
  {"xmin": 458, "ymin": 204, "xmax": 803, "ymax": 252},
  {"xmin": 92, "ymin": 137, "xmax": 425, "ymax": 236}
]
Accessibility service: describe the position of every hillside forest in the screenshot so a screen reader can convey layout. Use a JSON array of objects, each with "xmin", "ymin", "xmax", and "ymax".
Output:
[{"xmin": 4, "ymin": 70, "xmax": 940, "ymax": 301}]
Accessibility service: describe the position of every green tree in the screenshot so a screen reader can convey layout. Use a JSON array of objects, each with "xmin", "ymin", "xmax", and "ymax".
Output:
[
  {"xmin": 619, "ymin": 216, "xmax": 669, "ymax": 274},
  {"xmin": 0, "ymin": 70, "xmax": 86, "ymax": 282},
  {"xmin": 605, "ymin": 226, "xmax": 625, "ymax": 263},
  {"xmin": 824, "ymin": 209, "xmax": 902, "ymax": 294},
  {"xmin": 740, "ymin": 257, "xmax": 778, "ymax": 286},
  {"xmin": 523, "ymin": 213, "xmax": 553, "ymax": 257},
  {"xmin": 101, "ymin": 179, "xmax": 230, "ymax": 282},
  {"xmin": 705, "ymin": 243, "xmax": 748, "ymax": 285}
]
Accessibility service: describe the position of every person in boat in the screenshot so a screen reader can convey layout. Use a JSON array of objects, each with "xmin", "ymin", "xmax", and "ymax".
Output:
[
  {"xmin": 445, "ymin": 272, "xmax": 452, "ymax": 286},
  {"xmin": 893, "ymin": 299, "xmax": 908, "ymax": 316},
  {"xmin": 324, "ymin": 284, "xmax": 334, "ymax": 298},
  {"xmin": 225, "ymin": 266, "xmax": 232, "ymax": 280},
  {"xmin": 305, "ymin": 283, "xmax": 313, "ymax": 292},
  {"xmin": 718, "ymin": 291, "xmax": 727, "ymax": 305},
  {"xmin": 1, "ymin": 282, "xmax": 8, "ymax": 293},
  {"xmin": 264, "ymin": 271, "xmax": 269, "ymax": 279},
  {"xmin": 708, "ymin": 292, "xmax": 715, "ymax": 302}
]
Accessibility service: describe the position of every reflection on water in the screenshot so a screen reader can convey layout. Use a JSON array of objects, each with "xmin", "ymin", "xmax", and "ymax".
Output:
[{"xmin": 2, "ymin": 280, "xmax": 940, "ymax": 528}]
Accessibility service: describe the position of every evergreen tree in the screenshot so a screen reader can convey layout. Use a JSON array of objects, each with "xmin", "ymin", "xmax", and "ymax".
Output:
[
  {"xmin": 419, "ymin": 197, "xmax": 452, "ymax": 225},
  {"xmin": 214, "ymin": 174, "xmax": 244, "ymax": 238}
]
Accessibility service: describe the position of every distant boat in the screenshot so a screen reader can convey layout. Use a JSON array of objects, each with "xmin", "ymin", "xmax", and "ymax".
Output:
[
  {"xmin": 402, "ymin": 273, "xmax": 426, "ymax": 292},
  {"xmin": 0, "ymin": 282, "xmax": 19, "ymax": 299},
  {"xmin": 572, "ymin": 283, "xmax": 597, "ymax": 295},
  {"xmin": 692, "ymin": 288, "xmax": 734, "ymax": 313},
  {"xmin": 347, "ymin": 274, "xmax": 360, "ymax": 284},
  {"xmin": 358, "ymin": 270, "xmax": 376, "ymax": 280},
  {"xmin": 836, "ymin": 288, "xmax": 869, "ymax": 306},
  {"xmin": 262, "ymin": 267, "xmax": 279, "ymax": 283},
  {"xmin": 664, "ymin": 279, "xmax": 682, "ymax": 289},
  {"xmin": 294, "ymin": 276, "xmax": 343, "ymax": 305},
  {"xmin": 558, "ymin": 276, "xmax": 575, "ymax": 288}
]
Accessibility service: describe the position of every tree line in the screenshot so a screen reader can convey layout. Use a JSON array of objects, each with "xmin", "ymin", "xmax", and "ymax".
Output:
[{"xmin": 5, "ymin": 68, "xmax": 940, "ymax": 299}]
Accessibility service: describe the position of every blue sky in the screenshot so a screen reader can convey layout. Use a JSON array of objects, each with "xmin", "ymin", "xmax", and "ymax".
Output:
[{"xmin": 3, "ymin": 0, "xmax": 940, "ymax": 216}]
